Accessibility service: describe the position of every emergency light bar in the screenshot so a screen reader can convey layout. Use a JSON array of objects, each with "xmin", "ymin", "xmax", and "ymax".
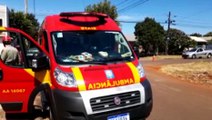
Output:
[
  {"xmin": 59, "ymin": 12, "xmax": 108, "ymax": 24},
  {"xmin": 60, "ymin": 12, "xmax": 108, "ymax": 19}
]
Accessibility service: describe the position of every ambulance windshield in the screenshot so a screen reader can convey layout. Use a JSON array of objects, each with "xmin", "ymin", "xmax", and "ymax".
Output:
[{"xmin": 51, "ymin": 31, "xmax": 134, "ymax": 65}]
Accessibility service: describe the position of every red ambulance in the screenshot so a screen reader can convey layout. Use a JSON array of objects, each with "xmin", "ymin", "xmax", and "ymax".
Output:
[{"xmin": 0, "ymin": 12, "xmax": 152, "ymax": 120}]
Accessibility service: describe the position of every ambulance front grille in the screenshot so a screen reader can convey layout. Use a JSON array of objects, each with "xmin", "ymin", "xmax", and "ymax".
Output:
[{"xmin": 90, "ymin": 91, "xmax": 140, "ymax": 112}]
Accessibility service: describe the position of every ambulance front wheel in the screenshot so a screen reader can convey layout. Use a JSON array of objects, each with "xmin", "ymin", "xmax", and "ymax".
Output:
[
  {"xmin": 32, "ymin": 91, "xmax": 53, "ymax": 120},
  {"xmin": 28, "ymin": 84, "xmax": 56, "ymax": 120}
]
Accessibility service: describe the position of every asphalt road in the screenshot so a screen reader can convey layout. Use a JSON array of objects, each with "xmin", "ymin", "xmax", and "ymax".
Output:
[{"xmin": 140, "ymin": 58, "xmax": 212, "ymax": 120}]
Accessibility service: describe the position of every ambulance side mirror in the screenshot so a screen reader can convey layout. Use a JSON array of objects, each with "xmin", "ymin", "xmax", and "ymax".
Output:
[{"xmin": 31, "ymin": 54, "xmax": 49, "ymax": 71}]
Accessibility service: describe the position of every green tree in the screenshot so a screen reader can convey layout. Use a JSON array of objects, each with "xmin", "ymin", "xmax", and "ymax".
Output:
[
  {"xmin": 168, "ymin": 28, "xmax": 195, "ymax": 54},
  {"xmin": 190, "ymin": 33, "xmax": 202, "ymax": 37},
  {"xmin": 134, "ymin": 17, "xmax": 165, "ymax": 55},
  {"xmin": 84, "ymin": 0, "xmax": 118, "ymax": 23},
  {"xmin": 9, "ymin": 9, "xmax": 39, "ymax": 39},
  {"xmin": 204, "ymin": 32, "xmax": 212, "ymax": 37}
]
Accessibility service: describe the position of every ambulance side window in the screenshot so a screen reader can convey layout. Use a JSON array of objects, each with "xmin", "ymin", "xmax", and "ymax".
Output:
[
  {"xmin": 0, "ymin": 31, "xmax": 47, "ymax": 68},
  {"xmin": 38, "ymin": 30, "xmax": 49, "ymax": 52},
  {"xmin": 43, "ymin": 31, "xmax": 49, "ymax": 52},
  {"xmin": 0, "ymin": 31, "xmax": 24, "ymax": 67},
  {"xmin": 21, "ymin": 36, "xmax": 45, "ymax": 68}
]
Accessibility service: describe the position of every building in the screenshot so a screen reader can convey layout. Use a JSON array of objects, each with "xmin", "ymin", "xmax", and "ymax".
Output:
[
  {"xmin": 202, "ymin": 36, "xmax": 212, "ymax": 41},
  {"xmin": 189, "ymin": 36, "xmax": 207, "ymax": 48},
  {"xmin": 125, "ymin": 34, "xmax": 137, "ymax": 47},
  {"xmin": 203, "ymin": 36, "xmax": 212, "ymax": 49},
  {"xmin": 189, "ymin": 36, "xmax": 212, "ymax": 49},
  {"xmin": 189, "ymin": 36, "xmax": 207, "ymax": 44},
  {"xmin": 0, "ymin": 5, "xmax": 9, "ymax": 27},
  {"xmin": 0, "ymin": 5, "xmax": 9, "ymax": 53}
]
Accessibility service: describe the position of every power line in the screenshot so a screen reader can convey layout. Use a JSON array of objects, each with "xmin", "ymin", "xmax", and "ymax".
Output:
[
  {"xmin": 179, "ymin": 7, "xmax": 212, "ymax": 20},
  {"xmin": 118, "ymin": 20, "xmax": 212, "ymax": 29},
  {"xmin": 117, "ymin": 20, "xmax": 140, "ymax": 23},
  {"xmin": 118, "ymin": 0, "xmax": 149, "ymax": 13},
  {"xmin": 176, "ymin": 23, "xmax": 212, "ymax": 29},
  {"xmin": 118, "ymin": 20, "xmax": 166, "ymax": 24},
  {"xmin": 118, "ymin": 0, "xmax": 148, "ymax": 13},
  {"xmin": 115, "ymin": 0, "xmax": 130, "ymax": 7},
  {"xmin": 176, "ymin": 19, "xmax": 212, "ymax": 25}
]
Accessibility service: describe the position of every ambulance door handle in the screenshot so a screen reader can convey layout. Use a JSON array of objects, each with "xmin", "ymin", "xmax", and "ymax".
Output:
[{"xmin": 0, "ymin": 68, "xmax": 2, "ymax": 80}]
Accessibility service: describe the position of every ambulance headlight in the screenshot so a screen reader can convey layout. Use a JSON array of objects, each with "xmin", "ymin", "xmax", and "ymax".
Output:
[
  {"xmin": 54, "ymin": 68, "xmax": 77, "ymax": 87},
  {"xmin": 137, "ymin": 63, "xmax": 145, "ymax": 78}
]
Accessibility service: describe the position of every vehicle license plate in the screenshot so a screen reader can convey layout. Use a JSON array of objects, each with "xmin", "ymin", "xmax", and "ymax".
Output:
[{"xmin": 107, "ymin": 113, "xmax": 130, "ymax": 120}]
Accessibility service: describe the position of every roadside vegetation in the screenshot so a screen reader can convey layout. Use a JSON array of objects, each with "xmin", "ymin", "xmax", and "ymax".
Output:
[
  {"xmin": 160, "ymin": 61, "xmax": 212, "ymax": 86},
  {"xmin": 9, "ymin": 9, "xmax": 39, "ymax": 39}
]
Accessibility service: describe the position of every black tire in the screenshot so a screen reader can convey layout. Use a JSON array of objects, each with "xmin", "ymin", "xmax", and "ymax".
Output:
[
  {"xmin": 182, "ymin": 56, "xmax": 187, "ymax": 59},
  {"xmin": 192, "ymin": 54, "xmax": 196, "ymax": 59},
  {"xmin": 207, "ymin": 54, "xmax": 211, "ymax": 59},
  {"xmin": 43, "ymin": 95, "xmax": 54, "ymax": 120},
  {"xmin": 29, "ymin": 84, "xmax": 56, "ymax": 120},
  {"xmin": 33, "ymin": 92, "xmax": 53, "ymax": 120}
]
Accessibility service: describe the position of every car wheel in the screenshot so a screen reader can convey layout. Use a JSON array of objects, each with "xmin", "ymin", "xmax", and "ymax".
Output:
[
  {"xmin": 207, "ymin": 54, "xmax": 211, "ymax": 59},
  {"xmin": 182, "ymin": 56, "xmax": 186, "ymax": 59},
  {"xmin": 192, "ymin": 54, "xmax": 196, "ymax": 59}
]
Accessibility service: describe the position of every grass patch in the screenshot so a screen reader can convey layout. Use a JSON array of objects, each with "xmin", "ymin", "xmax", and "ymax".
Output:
[{"xmin": 160, "ymin": 61, "xmax": 212, "ymax": 85}]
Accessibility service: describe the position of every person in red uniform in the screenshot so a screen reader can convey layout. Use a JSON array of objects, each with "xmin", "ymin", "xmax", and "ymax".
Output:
[{"xmin": 0, "ymin": 36, "xmax": 19, "ymax": 65}]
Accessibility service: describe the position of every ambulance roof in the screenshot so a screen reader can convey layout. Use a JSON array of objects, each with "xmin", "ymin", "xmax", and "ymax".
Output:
[{"xmin": 41, "ymin": 12, "xmax": 121, "ymax": 32}]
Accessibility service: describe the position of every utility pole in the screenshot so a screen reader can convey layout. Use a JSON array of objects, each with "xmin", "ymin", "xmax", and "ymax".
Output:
[
  {"xmin": 33, "ymin": 0, "xmax": 36, "ymax": 15},
  {"xmin": 165, "ymin": 11, "xmax": 175, "ymax": 55},
  {"xmin": 24, "ymin": 0, "xmax": 28, "ymax": 15}
]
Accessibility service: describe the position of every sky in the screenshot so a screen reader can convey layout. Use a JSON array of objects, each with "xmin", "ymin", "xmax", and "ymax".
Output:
[{"xmin": 0, "ymin": 0, "xmax": 212, "ymax": 37}]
